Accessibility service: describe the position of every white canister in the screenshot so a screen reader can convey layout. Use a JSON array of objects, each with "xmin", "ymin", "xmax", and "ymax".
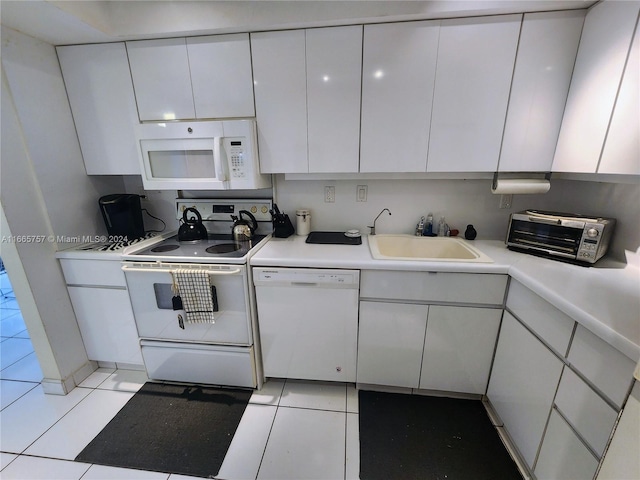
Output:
[{"xmin": 296, "ymin": 209, "xmax": 311, "ymax": 236}]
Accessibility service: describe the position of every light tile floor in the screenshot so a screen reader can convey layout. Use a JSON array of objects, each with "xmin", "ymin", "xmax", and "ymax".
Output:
[{"xmin": 0, "ymin": 270, "xmax": 360, "ymax": 479}]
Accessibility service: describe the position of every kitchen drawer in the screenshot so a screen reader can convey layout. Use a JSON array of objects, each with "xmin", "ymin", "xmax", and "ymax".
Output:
[
  {"xmin": 568, "ymin": 325, "xmax": 636, "ymax": 409},
  {"xmin": 534, "ymin": 409, "xmax": 599, "ymax": 480},
  {"xmin": 360, "ymin": 270, "xmax": 507, "ymax": 305},
  {"xmin": 141, "ymin": 341, "xmax": 256, "ymax": 388},
  {"xmin": 60, "ymin": 259, "xmax": 126, "ymax": 287},
  {"xmin": 506, "ymin": 279, "xmax": 575, "ymax": 356},
  {"xmin": 555, "ymin": 367, "xmax": 618, "ymax": 457}
]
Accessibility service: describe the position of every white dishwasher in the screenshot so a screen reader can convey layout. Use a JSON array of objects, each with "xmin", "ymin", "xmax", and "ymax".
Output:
[{"xmin": 253, "ymin": 267, "xmax": 359, "ymax": 382}]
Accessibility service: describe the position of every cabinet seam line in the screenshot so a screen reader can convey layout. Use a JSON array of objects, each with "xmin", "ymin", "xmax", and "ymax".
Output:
[
  {"xmin": 505, "ymin": 306, "xmax": 621, "ymax": 412},
  {"xmin": 495, "ymin": 13, "xmax": 524, "ymax": 173},
  {"xmin": 552, "ymin": 404, "xmax": 601, "ymax": 462}
]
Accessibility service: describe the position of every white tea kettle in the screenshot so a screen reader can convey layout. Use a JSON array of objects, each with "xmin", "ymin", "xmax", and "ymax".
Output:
[{"xmin": 230, "ymin": 210, "xmax": 258, "ymax": 242}]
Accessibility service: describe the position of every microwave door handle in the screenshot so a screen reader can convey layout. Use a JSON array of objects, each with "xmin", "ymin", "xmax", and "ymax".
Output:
[{"xmin": 214, "ymin": 137, "xmax": 228, "ymax": 185}]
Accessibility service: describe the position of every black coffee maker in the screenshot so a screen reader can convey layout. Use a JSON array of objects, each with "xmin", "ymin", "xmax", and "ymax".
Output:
[{"xmin": 99, "ymin": 194, "xmax": 145, "ymax": 241}]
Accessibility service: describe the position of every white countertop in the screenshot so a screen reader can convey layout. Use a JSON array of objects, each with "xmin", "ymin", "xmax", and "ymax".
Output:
[
  {"xmin": 55, "ymin": 233, "xmax": 171, "ymax": 261},
  {"xmin": 251, "ymin": 234, "xmax": 640, "ymax": 362}
]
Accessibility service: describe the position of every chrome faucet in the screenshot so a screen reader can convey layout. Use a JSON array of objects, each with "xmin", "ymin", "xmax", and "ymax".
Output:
[{"xmin": 368, "ymin": 208, "xmax": 391, "ymax": 235}]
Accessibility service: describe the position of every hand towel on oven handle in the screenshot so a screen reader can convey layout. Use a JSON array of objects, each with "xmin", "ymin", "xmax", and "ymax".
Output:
[{"xmin": 171, "ymin": 269, "xmax": 216, "ymax": 324}]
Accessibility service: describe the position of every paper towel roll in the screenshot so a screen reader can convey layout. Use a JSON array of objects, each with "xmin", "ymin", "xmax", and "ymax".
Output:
[{"xmin": 491, "ymin": 179, "xmax": 550, "ymax": 195}]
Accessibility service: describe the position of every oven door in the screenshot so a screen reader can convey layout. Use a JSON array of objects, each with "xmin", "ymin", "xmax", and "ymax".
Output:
[
  {"xmin": 507, "ymin": 215, "xmax": 583, "ymax": 259},
  {"xmin": 122, "ymin": 262, "xmax": 252, "ymax": 345}
]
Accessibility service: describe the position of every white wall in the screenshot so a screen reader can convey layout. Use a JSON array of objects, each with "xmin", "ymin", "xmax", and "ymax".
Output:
[
  {"xmin": 0, "ymin": 27, "xmax": 127, "ymax": 391},
  {"xmin": 1, "ymin": 68, "xmax": 89, "ymax": 392},
  {"xmin": 535, "ymin": 178, "xmax": 640, "ymax": 264},
  {"xmin": 274, "ymin": 176, "xmax": 640, "ymax": 263},
  {"xmin": 1, "ymin": 27, "xmax": 124, "ymax": 244}
]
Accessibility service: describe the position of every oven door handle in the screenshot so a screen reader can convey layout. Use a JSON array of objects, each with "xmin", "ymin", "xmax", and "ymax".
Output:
[
  {"xmin": 528, "ymin": 215, "xmax": 562, "ymax": 225},
  {"xmin": 122, "ymin": 265, "xmax": 242, "ymax": 275}
]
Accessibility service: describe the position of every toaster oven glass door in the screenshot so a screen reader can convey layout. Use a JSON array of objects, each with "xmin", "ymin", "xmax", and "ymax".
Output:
[{"xmin": 508, "ymin": 219, "xmax": 581, "ymax": 257}]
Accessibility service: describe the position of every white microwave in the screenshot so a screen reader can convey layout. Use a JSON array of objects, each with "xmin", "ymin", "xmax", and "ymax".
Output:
[{"xmin": 134, "ymin": 119, "xmax": 271, "ymax": 190}]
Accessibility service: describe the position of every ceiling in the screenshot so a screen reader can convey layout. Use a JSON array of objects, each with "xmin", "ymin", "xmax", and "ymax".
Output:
[{"xmin": 1, "ymin": 0, "xmax": 597, "ymax": 46}]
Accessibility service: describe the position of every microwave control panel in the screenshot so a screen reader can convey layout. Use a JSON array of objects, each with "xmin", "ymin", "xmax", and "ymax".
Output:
[{"xmin": 225, "ymin": 138, "xmax": 250, "ymax": 179}]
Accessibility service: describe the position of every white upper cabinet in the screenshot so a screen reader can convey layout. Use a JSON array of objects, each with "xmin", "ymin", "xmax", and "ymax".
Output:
[
  {"xmin": 187, "ymin": 34, "xmax": 255, "ymax": 119},
  {"xmin": 360, "ymin": 21, "xmax": 439, "ymax": 173},
  {"xmin": 251, "ymin": 30, "xmax": 308, "ymax": 173},
  {"xmin": 499, "ymin": 11, "xmax": 585, "ymax": 172},
  {"xmin": 427, "ymin": 15, "xmax": 521, "ymax": 172},
  {"xmin": 57, "ymin": 43, "xmax": 140, "ymax": 175},
  {"xmin": 126, "ymin": 34, "xmax": 254, "ymax": 121},
  {"xmin": 127, "ymin": 38, "xmax": 195, "ymax": 121},
  {"xmin": 553, "ymin": 1, "xmax": 640, "ymax": 173},
  {"xmin": 599, "ymin": 25, "xmax": 640, "ymax": 175},
  {"xmin": 252, "ymin": 26, "xmax": 362, "ymax": 174},
  {"xmin": 307, "ymin": 26, "xmax": 362, "ymax": 173}
]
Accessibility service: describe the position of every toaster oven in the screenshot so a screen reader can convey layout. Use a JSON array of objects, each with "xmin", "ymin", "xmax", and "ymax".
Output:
[{"xmin": 506, "ymin": 210, "xmax": 616, "ymax": 265}]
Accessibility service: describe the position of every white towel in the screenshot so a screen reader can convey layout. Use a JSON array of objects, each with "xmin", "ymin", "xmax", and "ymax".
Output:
[{"xmin": 172, "ymin": 269, "xmax": 215, "ymax": 324}]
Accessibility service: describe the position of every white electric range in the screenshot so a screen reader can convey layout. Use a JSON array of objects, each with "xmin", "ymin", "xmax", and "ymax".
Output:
[{"xmin": 121, "ymin": 198, "xmax": 273, "ymax": 389}]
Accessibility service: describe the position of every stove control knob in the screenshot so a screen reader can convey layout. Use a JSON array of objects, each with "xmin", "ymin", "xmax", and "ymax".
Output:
[
  {"xmin": 261, "ymin": 206, "xmax": 268, "ymax": 214},
  {"xmin": 250, "ymin": 206, "xmax": 257, "ymax": 214},
  {"xmin": 587, "ymin": 228, "xmax": 599, "ymax": 238}
]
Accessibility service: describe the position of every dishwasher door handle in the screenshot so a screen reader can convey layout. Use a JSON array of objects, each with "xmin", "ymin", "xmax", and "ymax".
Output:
[{"xmin": 291, "ymin": 282, "xmax": 319, "ymax": 286}]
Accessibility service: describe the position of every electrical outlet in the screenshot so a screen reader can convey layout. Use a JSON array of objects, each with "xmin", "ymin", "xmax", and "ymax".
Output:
[
  {"xmin": 499, "ymin": 194, "xmax": 513, "ymax": 209},
  {"xmin": 357, "ymin": 185, "xmax": 368, "ymax": 202},
  {"xmin": 324, "ymin": 186, "xmax": 335, "ymax": 203}
]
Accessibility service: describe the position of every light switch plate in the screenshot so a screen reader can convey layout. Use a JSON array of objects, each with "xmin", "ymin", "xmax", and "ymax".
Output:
[{"xmin": 357, "ymin": 185, "xmax": 368, "ymax": 202}]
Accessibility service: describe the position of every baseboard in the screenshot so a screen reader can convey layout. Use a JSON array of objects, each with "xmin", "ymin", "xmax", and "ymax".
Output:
[
  {"xmin": 413, "ymin": 388, "xmax": 483, "ymax": 401},
  {"xmin": 40, "ymin": 378, "xmax": 69, "ymax": 395},
  {"xmin": 41, "ymin": 360, "xmax": 98, "ymax": 395},
  {"xmin": 356, "ymin": 383, "xmax": 413, "ymax": 395},
  {"xmin": 483, "ymin": 397, "xmax": 534, "ymax": 480}
]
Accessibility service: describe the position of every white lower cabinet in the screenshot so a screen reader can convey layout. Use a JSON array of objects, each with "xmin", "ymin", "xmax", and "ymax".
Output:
[
  {"xmin": 487, "ymin": 312, "xmax": 564, "ymax": 468},
  {"xmin": 357, "ymin": 301, "xmax": 428, "ymax": 388},
  {"xmin": 554, "ymin": 367, "xmax": 619, "ymax": 458},
  {"xmin": 67, "ymin": 286, "xmax": 142, "ymax": 365},
  {"xmin": 357, "ymin": 302, "xmax": 501, "ymax": 394},
  {"xmin": 597, "ymin": 381, "xmax": 640, "ymax": 480},
  {"xmin": 420, "ymin": 306, "xmax": 501, "ymax": 394},
  {"xmin": 534, "ymin": 409, "xmax": 599, "ymax": 480},
  {"xmin": 60, "ymin": 258, "xmax": 142, "ymax": 366}
]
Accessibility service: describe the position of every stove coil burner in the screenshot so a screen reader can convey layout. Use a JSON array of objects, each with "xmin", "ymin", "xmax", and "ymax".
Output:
[
  {"xmin": 206, "ymin": 243, "xmax": 241, "ymax": 254},
  {"xmin": 150, "ymin": 244, "xmax": 180, "ymax": 253}
]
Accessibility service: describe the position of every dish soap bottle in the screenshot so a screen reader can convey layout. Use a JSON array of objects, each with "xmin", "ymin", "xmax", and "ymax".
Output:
[{"xmin": 424, "ymin": 213, "xmax": 434, "ymax": 236}]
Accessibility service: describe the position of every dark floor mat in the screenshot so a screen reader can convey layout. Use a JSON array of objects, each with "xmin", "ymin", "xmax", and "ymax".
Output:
[
  {"xmin": 75, "ymin": 382, "xmax": 251, "ymax": 478},
  {"xmin": 359, "ymin": 391, "xmax": 523, "ymax": 480}
]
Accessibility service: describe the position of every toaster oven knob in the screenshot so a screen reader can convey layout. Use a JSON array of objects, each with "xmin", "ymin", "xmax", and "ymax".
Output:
[{"xmin": 587, "ymin": 228, "xmax": 599, "ymax": 238}]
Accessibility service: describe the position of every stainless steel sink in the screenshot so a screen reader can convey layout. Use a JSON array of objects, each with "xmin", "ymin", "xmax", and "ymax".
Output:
[{"xmin": 368, "ymin": 234, "xmax": 493, "ymax": 263}]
